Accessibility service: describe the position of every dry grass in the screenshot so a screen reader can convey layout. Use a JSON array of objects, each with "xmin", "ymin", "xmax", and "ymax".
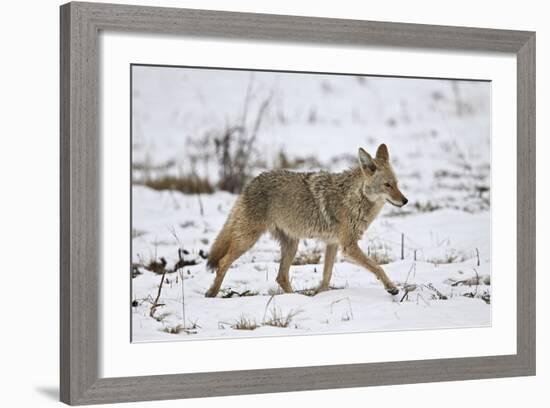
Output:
[
  {"xmin": 295, "ymin": 283, "xmax": 346, "ymax": 297},
  {"xmin": 220, "ymin": 288, "xmax": 259, "ymax": 298},
  {"xmin": 413, "ymin": 201, "xmax": 442, "ymax": 213},
  {"xmin": 162, "ymin": 320, "xmax": 199, "ymax": 335},
  {"xmin": 132, "ymin": 228, "xmax": 146, "ymax": 238},
  {"xmin": 426, "ymin": 251, "xmax": 466, "ymax": 266},
  {"xmin": 450, "ymin": 275, "xmax": 491, "ymax": 286},
  {"xmin": 369, "ymin": 250, "xmax": 394, "ymax": 265},
  {"xmin": 145, "ymin": 257, "xmax": 167, "ymax": 274},
  {"xmin": 275, "ymin": 150, "xmax": 322, "ymax": 170},
  {"xmin": 231, "ymin": 315, "xmax": 259, "ymax": 330},
  {"xmin": 292, "ymin": 247, "xmax": 322, "ymax": 265},
  {"xmin": 263, "ymin": 307, "xmax": 300, "ymax": 328},
  {"xmin": 137, "ymin": 175, "xmax": 214, "ymax": 194},
  {"xmin": 480, "ymin": 290, "xmax": 491, "ymax": 304},
  {"xmin": 131, "ymin": 267, "xmax": 142, "ymax": 279}
]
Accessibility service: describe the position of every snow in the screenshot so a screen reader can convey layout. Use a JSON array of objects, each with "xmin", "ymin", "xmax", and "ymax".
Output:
[{"xmin": 131, "ymin": 66, "xmax": 491, "ymax": 342}]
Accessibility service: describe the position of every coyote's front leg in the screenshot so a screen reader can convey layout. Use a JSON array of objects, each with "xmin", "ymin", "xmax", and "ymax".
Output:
[{"xmin": 341, "ymin": 242, "xmax": 399, "ymax": 295}]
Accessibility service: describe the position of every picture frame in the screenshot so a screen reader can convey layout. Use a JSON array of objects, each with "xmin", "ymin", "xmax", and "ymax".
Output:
[{"xmin": 60, "ymin": 1, "xmax": 535, "ymax": 405}]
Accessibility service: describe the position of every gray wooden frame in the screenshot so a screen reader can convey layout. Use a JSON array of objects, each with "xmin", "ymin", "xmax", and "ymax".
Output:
[{"xmin": 60, "ymin": 1, "xmax": 536, "ymax": 405}]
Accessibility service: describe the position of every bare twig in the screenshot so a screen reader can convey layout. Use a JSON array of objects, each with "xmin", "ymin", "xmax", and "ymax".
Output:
[
  {"xmin": 472, "ymin": 267, "xmax": 480, "ymax": 297},
  {"xmin": 329, "ymin": 297, "xmax": 354, "ymax": 320},
  {"xmin": 179, "ymin": 268, "xmax": 186, "ymax": 328},
  {"xmin": 150, "ymin": 267, "xmax": 168, "ymax": 318},
  {"xmin": 214, "ymin": 85, "xmax": 273, "ymax": 193},
  {"xmin": 423, "ymin": 283, "xmax": 448, "ymax": 300},
  {"xmin": 404, "ymin": 263, "xmax": 416, "ymax": 285},
  {"xmin": 262, "ymin": 295, "xmax": 276, "ymax": 323},
  {"xmin": 167, "ymin": 225, "xmax": 182, "ymax": 248},
  {"xmin": 197, "ymin": 193, "xmax": 204, "ymax": 217},
  {"xmin": 240, "ymin": 74, "xmax": 254, "ymax": 127},
  {"xmin": 400, "ymin": 283, "xmax": 418, "ymax": 303}
]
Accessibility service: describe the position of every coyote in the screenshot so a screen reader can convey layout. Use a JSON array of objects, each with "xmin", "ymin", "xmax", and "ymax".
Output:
[{"xmin": 205, "ymin": 144, "xmax": 408, "ymax": 297}]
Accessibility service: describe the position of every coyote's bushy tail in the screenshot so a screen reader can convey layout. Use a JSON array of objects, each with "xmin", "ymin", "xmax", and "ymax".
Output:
[
  {"xmin": 207, "ymin": 197, "xmax": 246, "ymax": 271},
  {"xmin": 207, "ymin": 219, "xmax": 233, "ymax": 270},
  {"xmin": 207, "ymin": 194, "xmax": 265, "ymax": 272}
]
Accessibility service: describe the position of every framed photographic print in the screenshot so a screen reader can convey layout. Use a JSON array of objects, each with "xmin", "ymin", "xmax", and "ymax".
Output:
[{"xmin": 60, "ymin": 1, "xmax": 536, "ymax": 405}]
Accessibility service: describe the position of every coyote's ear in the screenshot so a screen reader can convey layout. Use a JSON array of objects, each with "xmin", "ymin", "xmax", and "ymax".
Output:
[
  {"xmin": 376, "ymin": 143, "xmax": 389, "ymax": 162},
  {"xmin": 358, "ymin": 148, "xmax": 377, "ymax": 175}
]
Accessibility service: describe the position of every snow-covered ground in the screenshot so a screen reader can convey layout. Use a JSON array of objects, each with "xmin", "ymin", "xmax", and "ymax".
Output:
[{"xmin": 131, "ymin": 66, "xmax": 491, "ymax": 342}]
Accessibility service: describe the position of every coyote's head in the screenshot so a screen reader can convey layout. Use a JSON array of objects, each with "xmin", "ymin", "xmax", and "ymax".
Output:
[{"xmin": 357, "ymin": 144, "xmax": 408, "ymax": 207}]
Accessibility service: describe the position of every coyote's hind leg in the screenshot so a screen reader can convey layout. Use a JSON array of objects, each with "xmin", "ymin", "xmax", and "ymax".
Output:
[
  {"xmin": 205, "ymin": 229, "xmax": 263, "ymax": 298},
  {"xmin": 273, "ymin": 230, "xmax": 298, "ymax": 293}
]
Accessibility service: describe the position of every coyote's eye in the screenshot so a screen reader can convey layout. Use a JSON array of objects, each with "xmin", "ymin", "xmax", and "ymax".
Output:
[{"xmin": 384, "ymin": 182, "xmax": 392, "ymax": 188}]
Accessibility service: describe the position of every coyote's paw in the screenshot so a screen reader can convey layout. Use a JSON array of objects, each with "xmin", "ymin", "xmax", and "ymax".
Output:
[
  {"xmin": 276, "ymin": 278, "xmax": 293, "ymax": 294},
  {"xmin": 386, "ymin": 287, "xmax": 399, "ymax": 296},
  {"xmin": 204, "ymin": 288, "xmax": 219, "ymax": 298}
]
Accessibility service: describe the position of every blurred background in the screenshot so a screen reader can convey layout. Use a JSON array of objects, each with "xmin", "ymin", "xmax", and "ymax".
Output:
[{"xmin": 132, "ymin": 66, "xmax": 491, "ymax": 216}]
